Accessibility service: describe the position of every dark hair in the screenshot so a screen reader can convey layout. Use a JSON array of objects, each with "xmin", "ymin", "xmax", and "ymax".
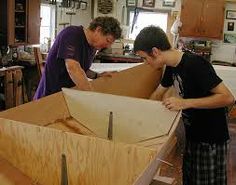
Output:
[
  {"xmin": 89, "ymin": 16, "xmax": 122, "ymax": 40},
  {"xmin": 134, "ymin": 26, "xmax": 171, "ymax": 54}
]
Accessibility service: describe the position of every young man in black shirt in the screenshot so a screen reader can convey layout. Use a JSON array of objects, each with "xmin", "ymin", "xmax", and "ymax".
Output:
[{"xmin": 134, "ymin": 26, "xmax": 235, "ymax": 185}]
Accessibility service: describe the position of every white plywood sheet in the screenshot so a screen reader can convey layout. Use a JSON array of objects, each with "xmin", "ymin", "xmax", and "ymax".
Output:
[
  {"xmin": 214, "ymin": 65, "xmax": 236, "ymax": 98},
  {"xmin": 62, "ymin": 88, "xmax": 179, "ymax": 144},
  {"xmin": 91, "ymin": 63, "xmax": 141, "ymax": 73}
]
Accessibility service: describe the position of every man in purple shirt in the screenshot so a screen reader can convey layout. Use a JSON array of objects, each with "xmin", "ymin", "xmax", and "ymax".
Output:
[{"xmin": 34, "ymin": 16, "xmax": 122, "ymax": 100}]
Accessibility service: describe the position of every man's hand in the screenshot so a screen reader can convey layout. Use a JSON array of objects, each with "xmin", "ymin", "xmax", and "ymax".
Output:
[{"xmin": 162, "ymin": 97, "xmax": 188, "ymax": 111}]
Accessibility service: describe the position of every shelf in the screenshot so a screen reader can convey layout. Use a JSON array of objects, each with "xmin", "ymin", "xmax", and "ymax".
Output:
[
  {"xmin": 15, "ymin": 10, "xmax": 25, "ymax": 12},
  {"xmin": 15, "ymin": 26, "xmax": 25, "ymax": 28}
]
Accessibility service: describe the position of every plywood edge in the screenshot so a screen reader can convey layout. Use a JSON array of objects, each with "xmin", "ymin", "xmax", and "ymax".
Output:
[{"xmin": 0, "ymin": 92, "xmax": 70, "ymax": 126}]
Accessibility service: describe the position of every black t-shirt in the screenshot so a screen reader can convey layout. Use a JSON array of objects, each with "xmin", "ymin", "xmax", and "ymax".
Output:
[{"xmin": 161, "ymin": 52, "xmax": 229, "ymax": 143}]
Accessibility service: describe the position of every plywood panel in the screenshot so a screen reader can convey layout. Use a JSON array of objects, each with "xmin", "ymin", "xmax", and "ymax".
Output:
[
  {"xmin": 0, "ymin": 92, "xmax": 70, "ymax": 126},
  {"xmin": 0, "ymin": 118, "xmax": 158, "ymax": 185},
  {"xmin": 64, "ymin": 133, "xmax": 156, "ymax": 185},
  {"xmin": 62, "ymin": 88, "xmax": 179, "ymax": 143},
  {"xmin": 91, "ymin": 63, "xmax": 162, "ymax": 99},
  {"xmin": 0, "ymin": 119, "xmax": 63, "ymax": 185},
  {"xmin": 0, "ymin": 157, "xmax": 36, "ymax": 185}
]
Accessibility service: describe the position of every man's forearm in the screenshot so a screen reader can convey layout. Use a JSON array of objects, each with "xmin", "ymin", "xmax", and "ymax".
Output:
[
  {"xmin": 71, "ymin": 68, "xmax": 92, "ymax": 90},
  {"xmin": 65, "ymin": 59, "xmax": 92, "ymax": 91}
]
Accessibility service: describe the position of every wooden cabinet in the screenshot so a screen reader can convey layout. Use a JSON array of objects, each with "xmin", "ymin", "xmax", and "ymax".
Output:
[
  {"xmin": 7, "ymin": 0, "xmax": 40, "ymax": 46},
  {"xmin": 180, "ymin": 0, "xmax": 225, "ymax": 39},
  {"xmin": 0, "ymin": 1, "xmax": 7, "ymax": 46},
  {"xmin": 28, "ymin": 0, "xmax": 40, "ymax": 44}
]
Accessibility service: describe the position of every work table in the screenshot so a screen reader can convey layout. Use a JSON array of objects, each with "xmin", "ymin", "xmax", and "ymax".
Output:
[
  {"xmin": 95, "ymin": 53, "xmax": 143, "ymax": 63},
  {"xmin": 91, "ymin": 63, "xmax": 236, "ymax": 98}
]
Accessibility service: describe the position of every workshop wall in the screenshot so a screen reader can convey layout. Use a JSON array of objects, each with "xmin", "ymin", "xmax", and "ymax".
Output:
[
  {"xmin": 210, "ymin": 2, "xmax": 236, "ymax": 64},
  {"xmin": 56, "ymin": 0, "xmax": 92, "ymax": 34}
]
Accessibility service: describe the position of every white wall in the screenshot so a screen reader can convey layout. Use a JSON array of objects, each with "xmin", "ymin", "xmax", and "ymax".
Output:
[
  {"xmin": 211, "ymin": 2, "xmax": 236, "ymax": 64},
  {"xmin": 93, "ymin": 0, "xmax": 181, "ymax": 25},
  {"xmin": 93, "ymin": 0, "xmax": 181, "ymax": 40},
  {"xmin": 56, "ymin": 0, "xmax": 92, "ymax": 34}
]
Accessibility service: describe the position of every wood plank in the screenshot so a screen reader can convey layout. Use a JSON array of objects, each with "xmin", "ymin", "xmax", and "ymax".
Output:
[
  {"xmin": 62, "ymin": 88, "xmax": 179, "ymax": 143},
  {"xmin": 0, "ymin": 118, "xmax": 157, "ymax": 185}
]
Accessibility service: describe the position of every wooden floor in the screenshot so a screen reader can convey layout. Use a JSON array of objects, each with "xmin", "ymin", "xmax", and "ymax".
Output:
[{"xmin": 160, "ymin": 122, "xmax": 236, "ymax": 185}]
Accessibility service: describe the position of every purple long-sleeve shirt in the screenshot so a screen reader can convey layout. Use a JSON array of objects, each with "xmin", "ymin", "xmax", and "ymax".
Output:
[{"xmin": 34, "ymin": 26, "xmax": 96, "ymax": 100}]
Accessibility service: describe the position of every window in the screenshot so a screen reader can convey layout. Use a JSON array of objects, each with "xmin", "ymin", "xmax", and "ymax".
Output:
[
  {"xmin": 40, "ymin": 4, "xmax": 55, "ymax": 51},
  {"xmin": 128, "ymin": 11, "xmax": 168, "ymax": 40}
]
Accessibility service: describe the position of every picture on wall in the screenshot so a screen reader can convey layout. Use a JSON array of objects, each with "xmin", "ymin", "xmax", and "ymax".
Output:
[
  {"xmin": 226, "ymin": 10, "xmax": 236, "ymax": 20},
  {"xmin": 224, "ymin": 33, "xmax": 236, "ymax": 44},
  {"xmin": 227, "ymin": 22, "xmax": 235, "ymax": 31},
  {"xmin": 162, "ymin": 1, "xmax": 176, "ymax": 7},
  {"xmin": 127, "ymin": 0, "xmax": 136, "ymax": 7},
  {"xmin": 142, "ymin": 0, "xmax": 155, "ymax": 7}
]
